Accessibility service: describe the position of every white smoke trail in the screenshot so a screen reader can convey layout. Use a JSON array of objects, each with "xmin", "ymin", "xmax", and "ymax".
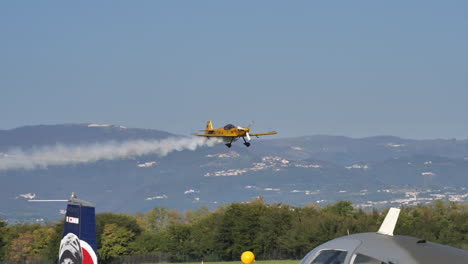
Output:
[{"xmin": 0, "ymin": 137, "xmax": 223, "ymax": 171}]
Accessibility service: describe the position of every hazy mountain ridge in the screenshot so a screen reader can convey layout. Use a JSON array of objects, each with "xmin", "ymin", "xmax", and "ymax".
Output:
[
  {"xmin": 1, "ymin": 124, "xmax": 467, "ymax": 222},
  {"xmin": 254, "ymin": 135, "xmax": 468, "ymax": 165},
  {"xmin": 0, "ymin": 123, "xmax": 176, "ymax": 150}
]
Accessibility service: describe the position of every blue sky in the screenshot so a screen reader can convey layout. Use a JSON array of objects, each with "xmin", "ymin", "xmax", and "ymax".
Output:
[{"xmin": 1, "ymin": 1, "xmax": 467, "ymax": 139}]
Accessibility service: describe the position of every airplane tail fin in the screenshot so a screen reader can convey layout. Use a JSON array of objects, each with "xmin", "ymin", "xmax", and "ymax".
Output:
[
  {"xmin": 59, "ymin": 193, "xmax": 98, "ymax": 264},
  {"xmin": 377, "ymin": 207, "xmax": 400, "ymax": 236},
  {"xmin": 206, "ymin": 120, "xmax": 213, "ymax": 131}
]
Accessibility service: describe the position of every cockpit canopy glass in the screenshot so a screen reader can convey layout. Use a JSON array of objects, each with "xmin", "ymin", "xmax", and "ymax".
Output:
[
  {"xmin": 309, "ymin": 249, "xmax": 347, "ymax": 264},
  {"xmin": 352, "ymin": 253, "xmax": 384, "ymax": 264},
  {"xmin": 224, "ymin": 124, "xmax": 236, "ymax": 130}
]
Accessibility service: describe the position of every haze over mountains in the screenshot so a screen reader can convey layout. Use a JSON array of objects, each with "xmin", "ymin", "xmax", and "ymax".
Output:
[{"xmin": 1, "ymin": 124, "xmax": 467, "ymax": 222}]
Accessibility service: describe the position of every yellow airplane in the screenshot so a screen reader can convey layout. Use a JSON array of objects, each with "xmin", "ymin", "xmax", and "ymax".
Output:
[{"xmin": 194, "ymin": 121, "xmax": 277, "ymax": 148}]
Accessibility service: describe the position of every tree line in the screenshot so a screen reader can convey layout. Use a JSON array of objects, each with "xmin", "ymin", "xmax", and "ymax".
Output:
[{"xmin": 0, "ymin": 199, "xmax": 466, "ymax": 263}]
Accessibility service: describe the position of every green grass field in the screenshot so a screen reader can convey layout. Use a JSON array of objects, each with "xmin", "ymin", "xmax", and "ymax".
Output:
[{"xmin": 147, "ymin": 260, "xmax": 300, "ymax": 264}]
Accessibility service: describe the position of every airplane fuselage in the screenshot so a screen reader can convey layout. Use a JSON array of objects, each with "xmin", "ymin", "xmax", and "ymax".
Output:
[
  {"xmin": 205, "ymin": 128, "xmax": 249, "ymax": 137},
  {"xmin": 299, "ymin": 232, "xmax": 468, "ymax": 264}
]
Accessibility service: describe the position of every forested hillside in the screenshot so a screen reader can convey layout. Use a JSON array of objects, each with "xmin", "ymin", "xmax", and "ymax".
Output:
[{"xmin": 0, "ymin": 200, "xmax": 466, "ymax": 263}]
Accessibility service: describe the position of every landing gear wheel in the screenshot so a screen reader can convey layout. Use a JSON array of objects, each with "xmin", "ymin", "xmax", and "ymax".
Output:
[
  {"xmin": 225, "ymin": 143, "xmax": 232, "ymax": 148},
  {"xmin": 244, "ymin": 142, "xmax": 251, "ymax": 147}
]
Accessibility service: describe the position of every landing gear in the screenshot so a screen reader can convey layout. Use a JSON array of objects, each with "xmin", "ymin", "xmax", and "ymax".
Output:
[{"xmin": 242, "ymin": 137, "xmax": 251, "ymax": 147}]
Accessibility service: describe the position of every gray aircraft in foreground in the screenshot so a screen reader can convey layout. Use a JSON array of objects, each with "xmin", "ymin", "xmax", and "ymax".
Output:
[{"xmin": 299, "ymin": 208, "xmax": 467, "ymax": 264}]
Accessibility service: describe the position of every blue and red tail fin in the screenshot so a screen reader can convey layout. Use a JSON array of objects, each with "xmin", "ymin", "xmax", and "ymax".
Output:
[{"xmin": 59, "ymin": 193, "xmax": 98, "ymax": 264}]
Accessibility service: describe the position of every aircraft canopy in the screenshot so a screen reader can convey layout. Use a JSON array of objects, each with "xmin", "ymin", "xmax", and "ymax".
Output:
[{"xmin": 224, "ymin": 124, "xmax": 235, "ymax": 130}]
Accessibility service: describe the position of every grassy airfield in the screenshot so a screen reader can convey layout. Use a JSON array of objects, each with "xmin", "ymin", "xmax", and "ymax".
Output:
[{"xmin": 148, "ymin": 261, "xmax": 299, "ymax": 264}]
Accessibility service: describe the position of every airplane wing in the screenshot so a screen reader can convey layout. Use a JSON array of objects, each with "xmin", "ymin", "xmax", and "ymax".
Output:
[{"xmin": 249, "ymin": 131, "xmax": 278, "ymax": 137}]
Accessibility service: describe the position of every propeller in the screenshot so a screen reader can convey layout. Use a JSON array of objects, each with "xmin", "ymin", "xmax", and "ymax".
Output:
[
  {"xmin": 238, "ymin": 121, "xmax": 254, "ymax": 141},
  {"xmin": 246, "ymin": 121, "xmax": 255, "ymax": 141},
  {"xmin": 237, "ymin": 126, "xmax": 251, "ymax": 140}
]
